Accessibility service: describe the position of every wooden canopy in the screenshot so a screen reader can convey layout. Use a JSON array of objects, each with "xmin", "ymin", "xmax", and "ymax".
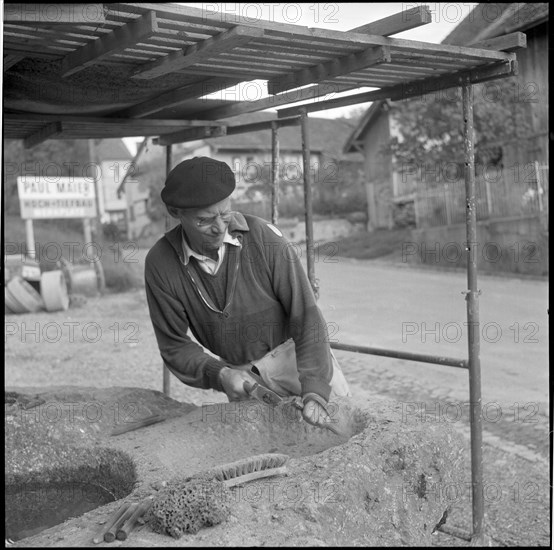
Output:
[{"xmin": 3, "ymin": 3, "xmax": 522, "ymax": 146}]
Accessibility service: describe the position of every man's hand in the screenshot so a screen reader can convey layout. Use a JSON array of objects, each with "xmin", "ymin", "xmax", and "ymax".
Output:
[
  {"xmin": 301, "ymin": 397, "xmax": 332, "ymax": 427},
  {"xmin": 218, "ymin": 367, "xmax": 256, "ymax": 402}
]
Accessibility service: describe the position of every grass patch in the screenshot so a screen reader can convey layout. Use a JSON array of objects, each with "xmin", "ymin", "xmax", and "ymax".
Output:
[
  {"xmin": 4, "ymin": 216, "xmax": 84, "ymax": 252},
  {"xmin": 316, "ymin": 227, "xmax": 412, "ymax": 261}
]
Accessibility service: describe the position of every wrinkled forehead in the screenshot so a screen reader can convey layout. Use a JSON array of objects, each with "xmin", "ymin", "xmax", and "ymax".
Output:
[{"xmin": 185, "ymin": 197, "xmax": 231, "ymax": 217}]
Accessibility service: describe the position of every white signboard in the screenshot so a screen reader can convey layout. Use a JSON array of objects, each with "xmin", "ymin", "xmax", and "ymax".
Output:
[{"xmin": 17, "ymin": 177, "xmax": 97, "ymax": 219}]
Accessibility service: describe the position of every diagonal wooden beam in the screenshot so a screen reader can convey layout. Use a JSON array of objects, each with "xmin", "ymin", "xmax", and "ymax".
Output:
[
  {"xmin": 24, "ymin": 122, "xmax": 63, "ymax": 148},
  {"xmin": 277, "ymin": 59, "xmax": 518, "ymax": 118},
  {"xmin": 4, "ymin": 3, "xmax": 105, "ymax": 24},
  {"xmin": 61, "ymin": 11, "xmax": 158, "ymax": 77},
  {"xmin": 116, "ymin": 138, "xmax": 148, "ymax": 197},
  {"xmin": 469, "ymin": 32, "xmax": 527, "ymax": 52},
  {"xmin": 350, "ymin": 5, "xmax": 432, "ymax": 35},
  {"xmin": 191, "ymin": 82, "xmax": 356, "ymax": 121},
  {"xmin": 501, "ymin": 3, "xmax": 549, "ymax": 35},
  {"xmin": 115, "ymin": 76, "xmax": 244, "ymax": 118},
  {"xmin": 267, "ymin": 45, "xmax": 391, "ymax": 95},
  {"xmin": 3, "ymin": 54, "xmax": 25, "ymax": 71},
  {"xmin": 2, "ymin": 46, "xmax": 58, "ymax": 60},
  {"xmin": 4, "ymin": 113, "xmax": 226, "ymax": 127},
  {"xmin": 225, "ymin": 116, "xmax": 300, "ymax": 136},
  {"xmin": 176, "ymin": 67, "xmax": 266, "ymax": 78},
  {"xmin": 131, "ymin": 26, "xmax": 264, "ymax": 80},
  {"xmin": 153, "ymin": 125, "xmax": 227, "ymax": 146}
]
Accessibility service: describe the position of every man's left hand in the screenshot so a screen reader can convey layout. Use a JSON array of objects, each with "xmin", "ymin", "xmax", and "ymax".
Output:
[{"xmin": 301, "ymin": 397, "xmax": 332, "ymax": 427}]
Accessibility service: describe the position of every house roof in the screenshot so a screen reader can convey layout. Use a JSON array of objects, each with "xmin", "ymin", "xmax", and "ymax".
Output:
[
  {"xmin": 442, "ymin": 3, "xmax": 549, "ymax": 45},
  {"xmin": 3, "ymin": 3, "xmax": 519, "ymax": 147},
  {"xmin": 342, "ymin": 2, "xmax": 546, "ymax": 154},
  {"xmin": 342, "ymin": 100, "xmax": 391, "ymax": 154},
  {"xmin": 95, "ymin": 138, "xmax": 133, "ymax": 161},
  {"xmin": 204, "ymin": 112, "xmax": 362, "ymax": 160}
]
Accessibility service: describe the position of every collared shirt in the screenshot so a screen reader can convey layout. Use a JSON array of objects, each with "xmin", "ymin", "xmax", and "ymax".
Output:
[{"xmin": 180, "ymin": 228, "xmax": 241, "ymax": 275}]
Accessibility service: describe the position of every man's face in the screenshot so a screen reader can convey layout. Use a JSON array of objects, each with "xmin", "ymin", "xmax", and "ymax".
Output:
[{"xmin": 169, "ymin": 197, "xmax": 232, "ymax": 256}]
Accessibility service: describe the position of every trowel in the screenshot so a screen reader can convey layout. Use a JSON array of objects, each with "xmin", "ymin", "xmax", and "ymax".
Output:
[{"xmin": 243, "ymin": 380, "xmax": 345, "ymax": 436}]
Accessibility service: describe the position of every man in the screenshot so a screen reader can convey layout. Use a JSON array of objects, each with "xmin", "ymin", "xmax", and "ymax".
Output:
[{"xmin": 145, "ymin": 156, "xmax": 350, "ymax": 428}]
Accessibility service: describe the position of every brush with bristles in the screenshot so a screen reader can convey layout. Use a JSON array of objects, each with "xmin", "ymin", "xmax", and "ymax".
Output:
[{"xmin": 199, "ymin": 453, "xmax": 289, "ymax": 488}]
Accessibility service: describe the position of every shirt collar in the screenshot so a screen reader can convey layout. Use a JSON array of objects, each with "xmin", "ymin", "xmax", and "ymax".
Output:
[
  {"xmin": 163, "ymin": 211, "xmax": 249, "ymax": 265},
  {"xmin": 181, "ymin": 228, "xmax": 240, "ymax": 266}
]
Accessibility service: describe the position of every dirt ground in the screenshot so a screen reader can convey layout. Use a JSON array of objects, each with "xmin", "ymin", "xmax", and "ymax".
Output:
[{"xmin": 4, "ymin": 253, "xmax": 551, "ymax": 547}]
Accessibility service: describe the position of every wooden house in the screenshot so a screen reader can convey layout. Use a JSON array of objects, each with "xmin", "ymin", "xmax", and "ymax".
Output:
[
  {"xmin": 344, "ymin": 3, "xmax": 549, "ymax": 231},
  {"xmin": 169, "ymin": 111, "xmax": 364, "ymax": 202},
  {"xmin": 93, "ymin": 139, "xmax": 150, "ymax": 239}
]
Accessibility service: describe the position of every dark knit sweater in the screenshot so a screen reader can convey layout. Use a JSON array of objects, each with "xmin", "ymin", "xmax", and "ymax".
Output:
[{"xmin": 144, "ymin": 213, "xmax": 333, "ymax": 401}]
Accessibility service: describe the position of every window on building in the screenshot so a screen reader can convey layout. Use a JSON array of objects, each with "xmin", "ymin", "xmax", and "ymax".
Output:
[
  {"xmin": 283, "ymin": 155, "xmax": 302, "ymax": 183},
  {"xmin": 232, "ymin": 156, "xmax": 241, "ymax": 178},
  {"xmin": 245, "ymin": 156, "xmax": 260, "ymax": 182}
]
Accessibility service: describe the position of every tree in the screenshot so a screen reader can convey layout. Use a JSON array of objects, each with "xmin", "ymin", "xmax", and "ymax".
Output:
[
  {"xmin": 380, "ymin": 76, "xmax": 532, "ymax": 186},
  {"xmin": 3, "ymin": 138, "xmax": 91, "ymax": 221},
  {"xmin": 340, "ymin": 105, "xmax": 367, "ymax": 127}
]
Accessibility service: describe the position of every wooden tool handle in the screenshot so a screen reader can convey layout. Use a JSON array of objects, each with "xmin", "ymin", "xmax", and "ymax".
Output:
[
  {"xmin": 104, "ymin": 503, "xmax": 138, "ymax": 542},
  {"xmin": 92, "ymin": 502, "xmax": 130, "ymax": 544},
  {"xmin": 116, "ymin": 498, "xmax": 153, "ymax": 541},
  {"xmin": 110, "ymin": 414, "xmax": 165, "ymax": 436},
  {"xmin": 223, "ymin": 465, "xmax": 288, "ymax": 488}
]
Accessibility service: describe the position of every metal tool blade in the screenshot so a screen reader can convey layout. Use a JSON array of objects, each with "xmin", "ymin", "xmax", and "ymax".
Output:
[{"xmin": 244, "ymin": 381, "xmax": 284, "ymax": 405}]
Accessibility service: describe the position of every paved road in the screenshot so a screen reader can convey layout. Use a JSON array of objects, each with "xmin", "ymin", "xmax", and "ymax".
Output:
[
  {"xmin": 310, "ymin": 256, "xmax": 549, "ymax": 412},
  {"xmin": 134, "ymin": 246, "xmax": 548, "ymax": 408}
]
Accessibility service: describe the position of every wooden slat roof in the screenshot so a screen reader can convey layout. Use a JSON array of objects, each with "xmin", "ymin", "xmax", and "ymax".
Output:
[{"xmin": 3, "ymin": 3, "xmax": 521, "ymax": 146}]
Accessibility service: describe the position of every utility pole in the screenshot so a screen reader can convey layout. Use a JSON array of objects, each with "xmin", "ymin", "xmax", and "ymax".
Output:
[{"xmin": 88, "ymin": 138, "xmax": 103, "ymax": 239}]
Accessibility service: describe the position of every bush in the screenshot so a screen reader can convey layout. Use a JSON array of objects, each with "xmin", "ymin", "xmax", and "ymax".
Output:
[
  {"xmin": 100, "ymin": 253, "xmax": 143, "ymax": 292},
  {"xmin": 277, "ymin": 193, "xmax": 311, "ymax": 218},
  {"xmin": 313, "ymin": 185, "xmax": 367, "ymax": 216},
  {"xmin": 392, "ymin": 202, "xmax": 416, "ymax": 228},
  {"xmin": 102, "ymin": 222, "xmax": 123, "ymax": 241}
]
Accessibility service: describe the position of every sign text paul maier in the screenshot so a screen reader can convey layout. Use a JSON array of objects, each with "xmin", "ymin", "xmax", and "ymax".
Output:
[{"xmin": 17, "ymin": 177, "xmax": 97, "ymax": 219}]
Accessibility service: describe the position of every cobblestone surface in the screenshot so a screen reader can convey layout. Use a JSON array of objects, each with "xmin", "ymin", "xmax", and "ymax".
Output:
[{"xmin": 336, "ymin": 351, "xmax": 550, "ymax": 458}]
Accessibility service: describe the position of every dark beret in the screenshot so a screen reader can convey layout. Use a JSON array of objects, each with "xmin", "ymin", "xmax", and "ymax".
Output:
[{"xmin": 161, "ymin": 156, "xmax": 236, "ymax": 209}]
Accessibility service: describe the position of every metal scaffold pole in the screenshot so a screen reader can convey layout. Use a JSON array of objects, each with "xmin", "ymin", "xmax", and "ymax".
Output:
[
  {"xmin": 462, "ymin": 81, "xmax": 484, "ymax": 543},
  {"xmin": 162, "ymin": 144, "xmax": 173, "ymax": 397},
  {"xmin": 271, "ymin": 121, "xmax": 280, "ymax": 225},
  {"xmin": 299, "ymin": 108, "xmax": 318, "ymax": 299}
]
